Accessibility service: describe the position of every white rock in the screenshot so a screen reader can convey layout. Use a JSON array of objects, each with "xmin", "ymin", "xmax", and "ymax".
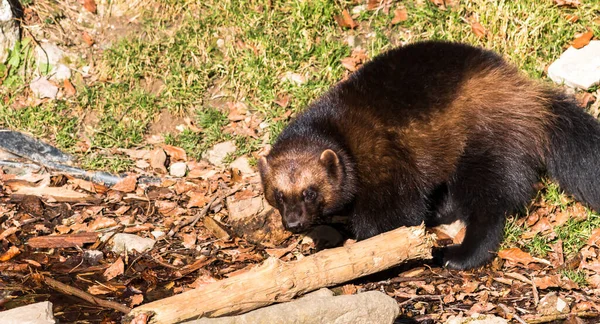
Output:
[
  {"xmin": 169, "ymin": 162, "xmax": 188, "ymax": 177},
  {"xmin": 151, "ymin": 230, "xmax": 165, "ymax": 239},
  {"xmin": 548, "ymin": 40, "xmax": 600, "ymax": 89},
  {"xmin": 51, "ymin": 63, "xmax": 71, "ymax": 81},
  {"xmin": 0, "ymin": 301, "xmax": 55, "ymax": 324},
  {"xmin": 229, "ymin": 156, "xmax": 255, "ymax": 175},
  {"xmin": 281, "ymin": 72, "xmax": 307, "ymax": 85},
  {"xmin": 30, "ymin": 77, "xmax": 59, "ymax": 99},
  {"xmin": 111, "ymin": 233, "xmax": 156, "ymax": 254},
  {"xmin": 35, "ymin": 43, "xmax": 64, "ymax": 67},
  {"xmin": 0, "ymin": 0, "xmax": 19, "ymax": 63},
  {"xmin": 205, "ymin": 141, "xmax": 236, "ymax": 166}
]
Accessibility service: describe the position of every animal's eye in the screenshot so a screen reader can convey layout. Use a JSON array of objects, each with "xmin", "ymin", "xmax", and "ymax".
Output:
[
  {"xmin": 275, "ymin": 190, "xmax": 284, "ymax": 203},
  {"xmin": 303, "ymin": 189, "xmax": 318, "ymax": 202}
]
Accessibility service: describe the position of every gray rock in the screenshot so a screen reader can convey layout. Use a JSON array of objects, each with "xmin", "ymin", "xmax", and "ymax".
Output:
[
  {"xmin": 537, "ymin": 292, "xmax": 570, "ymax": 316},
  {"xmin": 229, "ymin": 156, "xmax": 255, "ymax": 176},
  {"xmin": 0, "ymin": 301, "xmax": 55, "ymax": 324},
  {"xmin": 35, "ymin": 43, "xmax": 64, "ymax": 67},
  {"xmin": 547, "ymin": 40, "xmax": 600, "ymax": 90},
  {"xmin": 30, "ymin": 77, "xmax": 59, "ymax": 99},
  {"xmin": 111, "ymin": 233, "xmax": 156, "ymax": 254},
  {"xmin": 83, "ymin": 250, "xmax": 104, "ymax": 265},
  {"xmin": 169, "ymin": 162, "xmax": 188, "ymax": 177},
  {"xmin": 205, "ymin": 141, "xmax": 236, "ymax": 166},
  {"xmin": 0, "ymin": 0, "xmax": 20, "ymax": 63},
  {"xmin": 185, "ymin": 290, "xmax": 399, "ymax": 324},
  {"xmin": 52, "ymin": 63, "xmax": 71, "ymax": 81}
]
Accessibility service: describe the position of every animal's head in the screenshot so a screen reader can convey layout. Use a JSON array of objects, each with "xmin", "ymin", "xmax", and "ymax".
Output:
[{"xmin": 258, "ymin": 149, "xmax": 349, "ymax": 232}]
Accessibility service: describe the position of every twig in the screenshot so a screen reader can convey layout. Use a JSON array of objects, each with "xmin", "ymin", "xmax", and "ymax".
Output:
[
  {"xmin": 42, "ymin": 276, "xmax": 131, "ymax": 314},
  {"xmin": 524, "ymin": 311, "xmax": 599, "ymax": 323},
  {"xmin": 189, "ymin": 196, "xmax": 218, "ymax": 228},
  {"xmin": 397, "ymin": 294, "xmax": 442, "ymax": 307}
]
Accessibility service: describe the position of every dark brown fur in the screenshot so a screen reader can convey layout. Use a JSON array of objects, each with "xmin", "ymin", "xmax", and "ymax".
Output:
[{"xmin": 258, "ymin": 41, "xmax": 600, "ymax": 269}]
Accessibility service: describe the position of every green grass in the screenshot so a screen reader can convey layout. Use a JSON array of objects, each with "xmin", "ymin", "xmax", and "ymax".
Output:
[{"xmin": 2, "ymin": 0, "xmax": 598, "ymax": 163}]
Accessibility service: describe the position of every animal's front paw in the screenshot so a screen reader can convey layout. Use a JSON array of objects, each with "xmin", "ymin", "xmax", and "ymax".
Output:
[{"xmin": 440, "ymin": 245, "xmax": 491, "ymax": 270}]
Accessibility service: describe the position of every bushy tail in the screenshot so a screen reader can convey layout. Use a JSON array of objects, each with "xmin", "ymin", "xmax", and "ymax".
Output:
[{"xmin": 546, "ymin": 93, "xmax": 600, "ymax": 211}]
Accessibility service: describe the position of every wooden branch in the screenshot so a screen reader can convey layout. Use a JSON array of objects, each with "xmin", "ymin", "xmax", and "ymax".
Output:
[
  {"xmin": 27, "ymin": 232, "xmax": 100, "ymax": 248},
  {"xmin": 126, "ymin": 224, "xmax": 434, "ymax": 323},
  {"xmin": 43, "ymin": 276, "xmax": 131, "ymax": 314}
]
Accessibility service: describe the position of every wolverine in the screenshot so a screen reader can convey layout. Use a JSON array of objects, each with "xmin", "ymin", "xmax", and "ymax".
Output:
[{"xmin": 258, "ymin": 41, "xmax": 600, "ymax": 270}]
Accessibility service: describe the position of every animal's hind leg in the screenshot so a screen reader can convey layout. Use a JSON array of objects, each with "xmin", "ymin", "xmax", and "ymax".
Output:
[{"xmin": 442, "ymin": 150, "xmax": 539, "ymax": 270}]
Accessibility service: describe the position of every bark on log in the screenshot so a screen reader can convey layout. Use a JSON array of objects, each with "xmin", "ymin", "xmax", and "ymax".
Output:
[{"xmin": 126, "ymin": 224, "xmax": 434, "ymax": 324}]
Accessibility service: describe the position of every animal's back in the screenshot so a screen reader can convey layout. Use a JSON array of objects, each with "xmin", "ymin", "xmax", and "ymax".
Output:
[{"xmin": 318, "ymin": 41, "xmax": 552, "ymax": 194}]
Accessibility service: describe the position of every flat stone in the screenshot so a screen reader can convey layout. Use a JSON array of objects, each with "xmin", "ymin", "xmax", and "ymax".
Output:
[
  {"xmin": 111, "ymin": 233, "xmax": 155, "ymax": 254},
  {"xmin": 226, "ymin": 196, "xmax": 291, "ymax": 246},
  {"xmin": 83, "ymin": 250, "xmax": 104, "ymax": 265},
  {"xmin": 205, "ymin": 141, "xmax": 236, "ymax": 166},
  {"xmin": 52, "ymin": 63, "xmax": 71, "ymax": 81},
  {"xmin": 30, "ymin": 77, "xmax": 59, "ymax": 99},
  {"xmin": 537, "ymin": 292, "xmax": 570, "ymax": 316},
  {"xmin": 0, "ymin": 301, "xmax": 55, "ymax": 324},
  {"xmin": 35, "ymin": 43, "xmax": 64, "ymax": 67},
  {"xmin": 547, "ymin": 40, "xmax": 600, "ymax": 89},
  {"xmin": 229, "ymin": 156, "xmax": 255, "ymax": 176},
  {"xmin": 186, "ymin": 290, "xmax": 399, "ymax": 324},
  {"xmin": 169, "ymin": 162, "xmax": 188, "ymax": 177}
]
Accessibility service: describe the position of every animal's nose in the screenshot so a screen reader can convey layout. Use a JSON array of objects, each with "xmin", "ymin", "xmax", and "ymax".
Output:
[{"xmin": 285, "ymin": 219, "xmax": 303, "ymax": 231}]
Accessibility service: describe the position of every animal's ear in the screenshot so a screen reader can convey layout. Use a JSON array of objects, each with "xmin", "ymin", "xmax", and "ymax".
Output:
[
  {"xmin": 319, "ymin": 149, "xmax": 339, "ymax": 168},
  {"xmin": 258, "ymin": 156, "xmax": 270, "ymax": 175}
]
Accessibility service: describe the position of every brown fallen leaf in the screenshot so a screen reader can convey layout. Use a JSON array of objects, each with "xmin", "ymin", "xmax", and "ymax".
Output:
[
  {"xmin": 341, "ymin": 284, "xmax": 358, "ymax": 295},
  {"xmin": 533, "ymin": 274, "xmax": 562, "ymax": 289},
  {"xmin": 274, "ymin": 94, "xmax": 290, "ymax": 108},
  {"xmin": 553, "ymin": 210, "xmax": 570, "ymax": 227},
  {"xmin": 149, "ymin": 148, "xmax": 168, "ymax": 174},
  {"xmin": 112, "ymin": 175, "xmax": 138, "ymax": 193},
  {"xmin": 498, "ymin": 247, "xmax": 550, "ymax": 266},
  {"xmin": 565, "ymin": 14, "xmax": 579, "ymax": 23},
  {"xmin": 577, "ymin": 92, "xmax": 596, "ymax": 108},
  {"xmin": 82, "ymin": 31, "xmax": 94, "ymax": 46},
  {"xmin": 83, "ymin": 0, "xmax": 97, "ymax": 13},
  {"xmin": 187, "ymin": 191, "xmax": 209, "ymax": 208},
  {"xmin": 104, "ymin": 257, "xmax": 125, "ymax": 281},
  {"xmin": 88, "ymin": 284, "xmax": 115, "ymax": 295},
  {"xmin": 554, "ymin": 0, "xmax": 581, "ymax": 7},
  {"xmin": 156, "ymin": 200, "xmax": 186, "ymax": 217},
  {"xmin": 471, "ymin": 21, "xmax": 487, "ymax": 39},
  {"xmin": 203, "ymin": 217, "xmax": 231, "ymax": 241},
  {"xmin": 64, "ymin": 79, "xmax": 76, "ymax": 96},
  {"xmin": 367, "ymin": 0, "xmax": 382, "ymax": 10},
  {"xmin": 334, "ymin": 9, "xmax": 358, "ymax": 29},
  {"xmin": 587, "ymin": 228, "xmax": 600, "ymax": 246},
  {"xmin": 181, "ymin": 233, "xmax": 197, "ymax": 249},
  {"xmin": 89, "ymin": 216, "xmax": 118, "ymax": 231},
  {"xmin": 522, "ymin": 217, "xmax": 553, "ymax": 239},
  {"xmin": 162, "ymin": 145, "xmax": 187, "ymax": 162},
  {"xmin": 0, "ymin": 246, "xmax": 20, "ymax": 262},
  {"xmin": 130, "ymin": 294, "xmax": 144, "ymax": 308},
  {"xmin": 572, "ymin": 29, "xmax": 594, "ymax": 49},
  {"xmin": 391, "ymin": 7, "xmax": 408, "ymax": 25}
]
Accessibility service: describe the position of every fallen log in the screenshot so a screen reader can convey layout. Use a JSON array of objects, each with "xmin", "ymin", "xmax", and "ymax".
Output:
[{"xmin": 126, "ymin": 224, "xmax": 434, "ymax": 324}]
